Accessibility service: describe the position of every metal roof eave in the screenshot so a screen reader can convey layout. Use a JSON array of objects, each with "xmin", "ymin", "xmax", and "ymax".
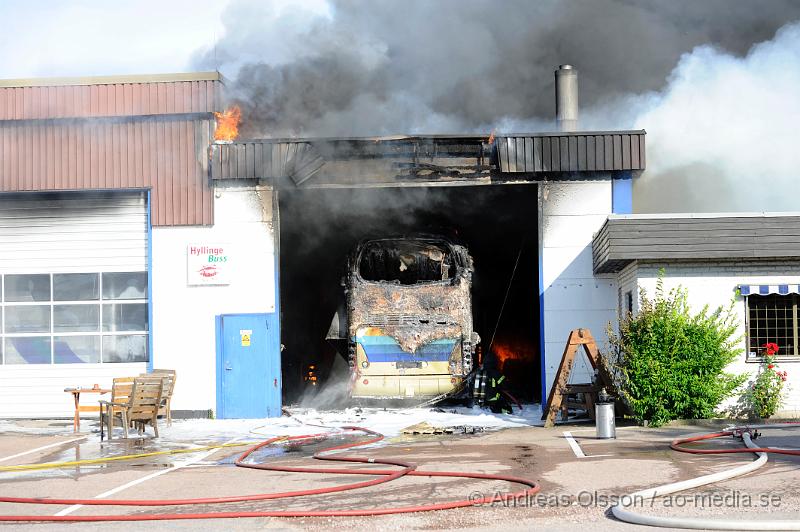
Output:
[
  {"xmin": 210, "ymin": 131, "xmax": 646, "ymax": 186},
  {"xmin": 0, "ymin": 71, "xmax": 225, "ymax": 88},
  {"xmin": 592, "ymin": 214, "xmax": 800, "ymax": 273}
]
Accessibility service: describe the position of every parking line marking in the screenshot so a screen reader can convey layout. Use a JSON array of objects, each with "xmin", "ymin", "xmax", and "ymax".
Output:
[
  {"xmin": 563, "ymin": 431, "xmax": 586, "ymax": 458},
  {"xmin": 0, "ymin": 436, "xmax": 87, "ymax": 463},
  {"xmin": 54, "ymin": 436, "xmax": 241, "ymax": 517}
]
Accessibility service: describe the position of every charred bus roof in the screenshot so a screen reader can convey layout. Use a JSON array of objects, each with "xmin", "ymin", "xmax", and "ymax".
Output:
[{"xmin": 353, "ymin": 236, "xmax": 472, "ymax": 286}]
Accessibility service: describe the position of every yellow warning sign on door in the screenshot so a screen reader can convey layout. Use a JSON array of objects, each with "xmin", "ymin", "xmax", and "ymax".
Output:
[{"xmin": 240, "ymin": 329, "xmax": 252, "ymax": 347}]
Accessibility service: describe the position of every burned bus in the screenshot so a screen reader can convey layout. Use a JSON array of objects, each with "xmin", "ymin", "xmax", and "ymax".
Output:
[{"xmin": 329, "ymin": 236, "xmax": 479, "ymax": 401}]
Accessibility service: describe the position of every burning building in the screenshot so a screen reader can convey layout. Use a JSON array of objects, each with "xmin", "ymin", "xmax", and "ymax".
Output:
[
  {"xmin": 210, "ymin": 64, "xmax": 647, "ymax": 407},
  {"xmin": 0, "ymin": 67, "xmax": 650, "ymax": 418},
  {"xmin": 0, "ymin": 72, "xmax": 278, "ymax": 418},
  {"xmin": 7, "ymin": 65, "xmax": 793, "ymax": 420}
]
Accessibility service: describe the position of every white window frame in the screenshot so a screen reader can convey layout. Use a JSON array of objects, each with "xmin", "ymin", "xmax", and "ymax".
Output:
[{"xmin": 744, "ymin": 293, "xmax": 799, "ymax": 362}]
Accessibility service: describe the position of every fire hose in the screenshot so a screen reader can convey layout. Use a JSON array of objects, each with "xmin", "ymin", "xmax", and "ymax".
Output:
[
  {"xmin": 611, "ymin": 424, "xmax": 800, "ymax": 530},
  {"xmin": 0, "ymin": 440, "xmax": 260, "ymax": 472},
  {"xmin": 3, "ymin": 422, "xmax": 796, "ymax": 525},
  {"xmin": 0, "ymin": 426, "xmax": 540, "ymax": 522}
]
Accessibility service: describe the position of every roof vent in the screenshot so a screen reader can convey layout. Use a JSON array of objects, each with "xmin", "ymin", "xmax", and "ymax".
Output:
[{"xmin": 555, "ymin": 65, "xmax": 578, "ymax": 131}]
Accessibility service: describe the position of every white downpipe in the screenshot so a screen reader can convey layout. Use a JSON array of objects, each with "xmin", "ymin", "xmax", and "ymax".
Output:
[{"xmin": 611, "ymin": 427, "xmax": 800, "ymax": 530}]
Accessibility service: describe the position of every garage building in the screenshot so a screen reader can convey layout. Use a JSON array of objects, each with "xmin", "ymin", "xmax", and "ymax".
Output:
[{"xmin": 1, "ymin": 71, "xmax": 650, "ymax": 418}]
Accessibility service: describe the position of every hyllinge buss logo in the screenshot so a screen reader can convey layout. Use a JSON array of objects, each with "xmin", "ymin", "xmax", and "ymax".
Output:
[{"xmin": 197, "ymin": 265, "xmax": 218, "ymax": 278}]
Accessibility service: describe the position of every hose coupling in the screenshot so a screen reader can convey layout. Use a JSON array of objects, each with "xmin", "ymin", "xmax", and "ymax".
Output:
[{"xmin": 731, "ymin": 427, "xmax": 760, "ymax": 440}]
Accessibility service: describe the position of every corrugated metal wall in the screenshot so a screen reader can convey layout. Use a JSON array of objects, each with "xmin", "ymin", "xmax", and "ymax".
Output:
[
  {"xmin": 496, "ymin": 131, "xmax": 646, "ymax": 173},
  {"xmin": 209, "ymin": 132, "xmax": 646, "ymax": 186},
  {"xmin": 0, "ymin": 76, "xmax": 220, "ymax": 226},
  {"xmin": 0, "ymin": 191, "xmax": 147, "ymax": 273},
  {"xmin": 0, "ymin": 117, "xmax": 214, "ymax": 226},
  {"xmin": 0, "ymin": 79, "xmax": 220, "ymax": 119}
]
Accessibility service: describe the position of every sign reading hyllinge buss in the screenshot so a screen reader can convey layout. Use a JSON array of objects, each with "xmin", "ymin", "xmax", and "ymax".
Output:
[{"xmin": 187, "ymin": 244, "xmax": 231, "ymax": 285}]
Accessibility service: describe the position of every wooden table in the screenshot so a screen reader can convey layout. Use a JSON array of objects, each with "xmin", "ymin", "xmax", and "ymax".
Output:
[{"xmin": 64, "ymin": 387, "xmax": 110, "ymax": 432}]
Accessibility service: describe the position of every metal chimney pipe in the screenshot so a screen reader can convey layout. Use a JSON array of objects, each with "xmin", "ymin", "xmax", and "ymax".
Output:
[{"xmin": 555, "ymin": 64, "xmax": 578, "ymax": 131}]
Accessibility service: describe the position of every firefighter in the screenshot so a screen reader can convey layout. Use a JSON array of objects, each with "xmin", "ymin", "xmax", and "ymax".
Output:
[{"xmin": 482, "ymin": 355, "xmax": 513, "ymax": 414}]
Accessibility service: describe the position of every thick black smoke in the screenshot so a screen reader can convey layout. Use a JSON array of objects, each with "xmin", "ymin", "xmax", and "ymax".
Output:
[{"xmin": 195, "ymin": 0, "xmax": 800, "ymax": 138}]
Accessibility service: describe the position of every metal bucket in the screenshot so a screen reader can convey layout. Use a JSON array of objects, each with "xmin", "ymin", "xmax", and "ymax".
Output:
[{"xmin": 595, "ymin": 402, "xmax": 616, "ymax": 439}]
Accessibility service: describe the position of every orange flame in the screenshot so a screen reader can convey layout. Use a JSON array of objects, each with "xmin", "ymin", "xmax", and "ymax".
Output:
[
  {"xmin": 487, "ymin": 129, "xmax": 496, "ymax": 145},
  {"xmin": 214, "ymin": 105, "xmax": 241, "ymax": 142},
  {"xmin": 491, "ymin": 337, "xmax": 535, "ymax": 373}
]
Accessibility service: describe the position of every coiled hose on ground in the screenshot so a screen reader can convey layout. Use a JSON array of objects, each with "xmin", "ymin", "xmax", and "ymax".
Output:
[
  {"xmin": 611, "ymin": 423, "xmax": 800, "ymax": 530},
  {"xmin": 0, "ymin": 426, "xmax": 540, "ymax": 522},
  {"xmin": 2, "ymin": 422, "xmax": 798, "ymax": 525}
]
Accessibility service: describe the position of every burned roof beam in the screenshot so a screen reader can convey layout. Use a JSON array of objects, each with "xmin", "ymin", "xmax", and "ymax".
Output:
[{"xmin": 209, "ymin": 131, "xmax": 646, "ymax": 187}]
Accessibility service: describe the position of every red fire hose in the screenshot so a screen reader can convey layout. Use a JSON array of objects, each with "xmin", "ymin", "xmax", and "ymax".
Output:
[
  {"xmin": 0, "ymin": 426, "xmax": 540, "ymax": 522},
  {"xmin": 671, "ymin": 425, "xmax": 800, "ymax": 456}
]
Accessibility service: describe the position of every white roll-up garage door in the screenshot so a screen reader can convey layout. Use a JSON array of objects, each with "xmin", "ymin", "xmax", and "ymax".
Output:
[{"xmin": 0, "ymin": 191, "xmax": 149, "ymax": 419}]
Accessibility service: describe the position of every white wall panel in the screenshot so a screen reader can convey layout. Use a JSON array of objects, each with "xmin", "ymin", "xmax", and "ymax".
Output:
[
  {"xmin": 151, "ymin": 186, "xmax": 277, "ymax": 412},
  {"xmin": 541, "ymin": 180, "xmax": 615, "ymax": 401},
  {"xmin": 0, "ymin": 363, "xmax": 146, "ymax": 418}
]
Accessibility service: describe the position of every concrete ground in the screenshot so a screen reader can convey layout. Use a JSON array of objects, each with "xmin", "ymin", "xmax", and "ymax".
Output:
[{"xmin": 0, "ymin": 417, "xmax": 798, "ymax": 531}]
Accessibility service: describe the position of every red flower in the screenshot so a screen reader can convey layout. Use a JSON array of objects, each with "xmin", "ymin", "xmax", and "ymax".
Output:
[
  {"xmin": 763, "ymin": 342, "xmax": 779, "ymax": 355},
  {"xmin": 768, "ymin": 364, "xmax": 774, "ymax": 369}
]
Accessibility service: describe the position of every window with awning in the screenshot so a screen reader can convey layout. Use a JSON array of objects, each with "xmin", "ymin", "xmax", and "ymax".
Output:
[
  {"xmin": 740, "ymin": 285, "xmax": 800, "ymax": 360},
  {"xmin": 739, "ymin": 284, "xmax": 800, "ymax": 296}
]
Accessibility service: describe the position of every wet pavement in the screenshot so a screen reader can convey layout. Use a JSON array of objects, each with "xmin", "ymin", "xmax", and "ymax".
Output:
[{"xmin": 0, "ymin": 416, "xmax": 798, "ymax": 531}]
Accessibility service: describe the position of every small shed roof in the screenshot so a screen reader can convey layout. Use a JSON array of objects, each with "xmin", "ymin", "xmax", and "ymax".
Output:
[{"xmin": 593, "ymin": 213, "xmax": 800, "ymax": 273}]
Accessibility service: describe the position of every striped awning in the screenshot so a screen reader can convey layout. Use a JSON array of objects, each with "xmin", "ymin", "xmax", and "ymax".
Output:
[{"xmin": 738, "ymin": 284, "xmax": 800, "ymax": 296}]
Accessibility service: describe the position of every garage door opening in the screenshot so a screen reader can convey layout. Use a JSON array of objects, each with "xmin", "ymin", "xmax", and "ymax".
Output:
[{"xmin": 278, "ymin": 184, "xmax": 540, "ymax": 406}]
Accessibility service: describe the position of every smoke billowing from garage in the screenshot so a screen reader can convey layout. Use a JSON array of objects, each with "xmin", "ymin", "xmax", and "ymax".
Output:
[
  {"xmin": 196, "ymin": 0, "xmax": 800, "ymax": 212},
  {"xmin": 280, "ymin": 185, "xmax": 539, "ymax": 405},
  {"xmin": 630, "ymin": 22, "xmax": 800, "ymax": 213}
]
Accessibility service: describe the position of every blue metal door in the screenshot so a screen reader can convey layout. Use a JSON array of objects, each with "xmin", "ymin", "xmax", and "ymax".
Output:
[{"xmin": 216, "ymin": 313, "xmax": 281, "ymax": 418}]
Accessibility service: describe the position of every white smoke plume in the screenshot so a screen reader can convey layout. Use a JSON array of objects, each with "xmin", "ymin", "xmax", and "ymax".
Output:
[
  {"xmin": 489, "ymin": 21, "xmax": 800, "ymax": 213},
  {"xmin": 631, "ymin": 22, "xmax": 800, "ymax": 213}
]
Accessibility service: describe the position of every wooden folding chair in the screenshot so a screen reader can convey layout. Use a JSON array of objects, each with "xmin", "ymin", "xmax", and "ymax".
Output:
[
  {"xmin": 141, "ymin": 369, "xmax": 176, "ymax": 426},
  {"xmin": 100, "ymin": 376, "xmax": 165, "ymax": 440},
  {"xmin": 99, "ymin": 377, "xmax": 134, "ymax": 441},
  {"xmin": 127, "ymin": 376, "xmax": 166, "ymax": 437}
]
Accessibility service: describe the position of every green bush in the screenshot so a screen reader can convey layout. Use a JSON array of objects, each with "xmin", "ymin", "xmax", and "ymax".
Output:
[{"xmin": 607, "ymin": 276, "xmax": 746, "ymax": 427}]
